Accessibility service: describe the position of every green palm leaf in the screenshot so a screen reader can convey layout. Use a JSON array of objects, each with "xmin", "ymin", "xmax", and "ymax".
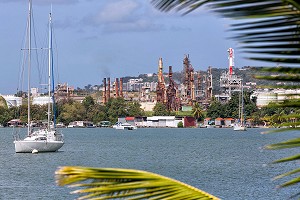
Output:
[
  {"xmin": 56, "ymin": 166, "xmax": 220, "ymax": 200},
  {"xmin": 265, "ymin": 138, "xmax": 300, "ymax": 150},
  {"xmin": 151, "ymin": 0, "xmax": 300, "ymax": 197}
]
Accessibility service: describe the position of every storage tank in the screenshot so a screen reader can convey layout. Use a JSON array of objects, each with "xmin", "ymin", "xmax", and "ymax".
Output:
[{"xmin": 256, "ymin": 92, "xmax": 277, "ymax": 107}]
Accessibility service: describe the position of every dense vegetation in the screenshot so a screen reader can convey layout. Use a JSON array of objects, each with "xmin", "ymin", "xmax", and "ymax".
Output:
[
  {"xmin": 0, "ymin": 91, "xmax": 296, "ymax": 128},
  {"xmin": 0, "ymin": 96, "xmax": 145, "ymax": 126}
]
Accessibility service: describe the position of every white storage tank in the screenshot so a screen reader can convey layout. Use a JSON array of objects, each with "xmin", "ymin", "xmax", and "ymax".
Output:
[{"xmin": 256, "ymin": 92, "xmax": 277, "ymax": 107}]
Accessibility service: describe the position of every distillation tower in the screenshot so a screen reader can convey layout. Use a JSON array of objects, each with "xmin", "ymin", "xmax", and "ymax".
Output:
[
  {"xmin": 216, "ymin": 48, "xmax": 242, "ymax": 102},
  {"xmin": 156, "ymin": 57, "xmax": 166, "ymax": 104}
]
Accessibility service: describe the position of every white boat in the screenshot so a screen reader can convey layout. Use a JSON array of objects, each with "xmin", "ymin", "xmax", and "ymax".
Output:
[
  {"xmin": 233, "ymin": 123, "xmax": 246, "ymax": 131},
  {"xmin": 14, "ymin": 0, "xmax": 64, "ymax": 153},
  {"xmin": 234, "ymin": 81, "xmax": 247, "ymax": 131},
  {"xmin": 113, "ymin": 122, "xmax": 137, "ymax": 130}
]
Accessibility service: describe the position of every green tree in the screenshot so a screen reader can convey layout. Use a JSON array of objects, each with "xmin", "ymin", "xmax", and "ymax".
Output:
[
  {"xmin": 192, "ymin": 102, "xmax": 204, "ymax": 122},
  {"xmin": 82, "ymin": 95, "xmax": 95, "ymax": 110},
  {"xmin": 58, "ymin": 101, "xmax": 86, "ymax": 125},
  {"xmin": 88, "ymin": 104, "xmax": 107, "ymax": 124},
  {"xmin": 0, "ymin": 96, "xmax": 7, "ymax": 108},
  {"xmin": 30, "ymin": 104, "xmax": 48, "ymax": 121},
  {"xmin": 18, "ymin": 104, "xmax": 28, "ymax": 123},
  {"xmin": 106, "ymin": 97, "xmax": 128, "ymax": 123},
  {"xmin": 15, "ymin": 90, "xmax": 27, "ymax": 98},
  {"xmin": 206, "ymin": 101, "xmax": 224, "ymax": 119},
  {"xmin": 127, "ymin": 101, "xmax": 145, "ymax": 117},
  {"xmin": 177, "ymin": 121, "xmax": 184, "ymax": 128},
  {"xmin": 82, "ymin": 96, "xmax": 96, "ymax": 122},
  {"xmin": 0, "ymin": 106, "xmax": 11, "ymax": 126},
  {"xmin": 224, "ymin": 93, "xmax": 239, "ymax": 119},
  {"xmin": 153, "ymin": 102, "xmax": 169, "ymax": 116}
]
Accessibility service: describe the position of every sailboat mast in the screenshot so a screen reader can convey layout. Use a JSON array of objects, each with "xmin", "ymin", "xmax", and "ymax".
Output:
[
  {"xmin": 47, "ymin": 11, "xmax": 52, "ymax": 131},
  {"xmin": 27, "ymin": 0, "xmax": 32, "ymax": 135},
  {"xmin": 241, "ymin": 82, "xmax": 244, "ymax": 125}
]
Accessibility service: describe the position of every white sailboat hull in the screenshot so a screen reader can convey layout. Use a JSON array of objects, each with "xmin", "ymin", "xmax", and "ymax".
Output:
[
  {"xmin": 14, "ymin": 140, "xmax": 64, "ymax": 153},
  {"xmin": 233, "ymin": 124, "xmax": 247, "ymax": 131},
  {"xmin": 14, "ymin": 129, "xmax": 64, "ymax": 153}
]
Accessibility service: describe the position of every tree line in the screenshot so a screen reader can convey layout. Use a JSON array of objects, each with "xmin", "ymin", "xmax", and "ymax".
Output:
[
  {"xmin": 0, "ymin": 92, "xmax": 297, "ymax": 127},
  {"xmin": 0, "ymin": 96, "xmax": 144, "ymax": 126}
]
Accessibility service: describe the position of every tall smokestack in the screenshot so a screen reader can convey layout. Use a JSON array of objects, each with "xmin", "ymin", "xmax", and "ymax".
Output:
[
  {"xmin": 168, "ymin": 66, "xmax": 173, "ymax": 78},
  {"xmin": 228, "ymin": 48, "xmax": 234, "ymax": 76},
  {"xmin": 115, "ymin": 78, "xmax": 119, "ymax": 97},
  {"xmin": 120, "ymin": 78, "xmax": 123, "ymax": 97},
  {"xmin": 197, "ymin": 71, "xmax": 201, "ymax": 92},
  {"xmin": 103, "ymin": 78, "xmax": 107, "ymax": 103},
  {"xmin": 107, "ymin": 77, "xmax": 111, "ymax": 100},
  {"xmin": 158, "ymin": 57, "xmax": 164, "ymax": 83},
  {"xmin": 191, "ymin": 70, "xmax": 195, "ymax": 101}
]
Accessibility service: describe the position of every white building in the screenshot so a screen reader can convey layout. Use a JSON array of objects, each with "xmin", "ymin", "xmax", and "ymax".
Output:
[
  {"xmin": 251, "ymin": 89, "xmax": 300, "ymax": 107},
  {"xmin": 32, "ymin": 96, "xmax": 52, "ymax": 105},
  {"xmin": 1, "ymin": 95, "xmax": 22, "ymax": 107},
  {"xmin": 146, "ymin": 116, "xmax": 180, "ymax": 128},
  {"xmin": 31, "ymin": 88, "xmax": 39, "ymax": 97}
]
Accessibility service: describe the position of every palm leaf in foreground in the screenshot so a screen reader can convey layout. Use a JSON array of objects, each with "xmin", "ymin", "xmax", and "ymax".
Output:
[
  {"xmin": 263, "ymin": 137, "xmax": 300, "ymax": 190},
  {"xmin": 56, "ymin": 166, "xmax": 220, "ymax": 200},
  {"xmin": 151, "ymin": 0, "xmax": 300, "ymax": 197}
]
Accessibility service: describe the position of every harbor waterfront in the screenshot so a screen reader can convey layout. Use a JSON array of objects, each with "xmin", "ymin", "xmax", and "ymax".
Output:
[{"xmin": 0, "ymin": 127, "xmax": 299, "ymax": 199}]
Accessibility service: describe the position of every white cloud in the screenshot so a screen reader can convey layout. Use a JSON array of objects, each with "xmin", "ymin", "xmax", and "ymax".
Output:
[
  {"xmin": 81, "ymin": 0, "xmax": 166, "ymax": 33},
  {"xmin": 94, "ymin": 0, "xmax": 139, "ymax": 23},
  {"xmin": 103, "ymin": 19, "xmax": 163, "ymax": 33}
]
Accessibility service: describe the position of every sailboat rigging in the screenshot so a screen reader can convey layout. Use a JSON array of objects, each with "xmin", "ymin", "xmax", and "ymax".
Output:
[
  {"xmin": 233, "ymin": 82, "xmax": 247, "ymax": 131},
  {"xmin": 14, "ymin": 0, "xmax": 64, "ymax": 153}
]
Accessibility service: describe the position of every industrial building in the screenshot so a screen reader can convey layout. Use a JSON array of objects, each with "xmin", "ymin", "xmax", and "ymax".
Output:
[{"xmin": 215, "ymin": 48, "xmax": 243, "ymax": 103}]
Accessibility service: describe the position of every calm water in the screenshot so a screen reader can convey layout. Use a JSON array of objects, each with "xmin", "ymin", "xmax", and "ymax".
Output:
[{"xmin": 0, "ymin": 127, "xmax": 299, "ymax": 200}]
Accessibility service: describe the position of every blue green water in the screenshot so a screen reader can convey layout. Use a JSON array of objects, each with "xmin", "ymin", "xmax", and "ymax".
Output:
[{"xmin": 0, "ymin": 127, "xmax": 299, "ymax": 199}]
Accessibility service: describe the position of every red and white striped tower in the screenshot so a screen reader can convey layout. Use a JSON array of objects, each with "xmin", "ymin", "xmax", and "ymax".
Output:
[{"xmin": 228, "ymin": 48, "xmax": 234, "ymax": 76}]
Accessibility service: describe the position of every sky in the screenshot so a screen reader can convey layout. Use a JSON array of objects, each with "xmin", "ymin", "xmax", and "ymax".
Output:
[{"xmin": 0, "ymin": 0, "xmax": 267, "ymax": 94}]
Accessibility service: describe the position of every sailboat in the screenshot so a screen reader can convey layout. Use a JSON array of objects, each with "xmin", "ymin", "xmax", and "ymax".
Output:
[
  {"xmin": 14, "ymin": 0, "xmax": 64, "ymax": 153},
  {"xmin": 233, "ymin": 82, "xmax": 247, "ymax": 131}
]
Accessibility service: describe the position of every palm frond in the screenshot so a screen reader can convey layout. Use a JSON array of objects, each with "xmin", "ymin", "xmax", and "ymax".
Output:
[
  {"xmin": 254, "ymin": 75, "xmax": 300, "ymax": 82},
  {"xmin": 265, "ymin": 138, "xmax": 300, "ymax": 150},
  {"xmin": 277, "ymin": 176, "xmax": 300, "ymax": 188},
  {"xmin": 261, "ymin": 127, "xmax": 300, "ymax": 134},
  {"xmin": 151, "ymin": 0, "xmax": 300, "ymax": 197},
  {"xmin": 272, "ymin": 154, "xmax": 300, "ymax": 163},
  {"xmin": 259, "ymin": 67, "xmax": 300, "ymax": 74},
  {"xmin": 254, "ymin": 66, "xmax": 300, "ymax": 95},
  {"xmin": 56, "ymin": 166, "xmax": 220, "ymax": 200},
  {"xmin": 274, "ymin": 168, "xmax": 300, "ymax": 181},
  {"xmin": 273, "ymin": 168, "xmax": 300, "ymax": 188}
]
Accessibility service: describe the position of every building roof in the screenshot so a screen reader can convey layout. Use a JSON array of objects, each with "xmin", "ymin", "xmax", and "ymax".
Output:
[
  {"xmin": 147, "ymin": 116, "xmax": 176, "ymax": 120},
  {"xmin": 125, "ymin": 117, "xmax": 135, "ymax": 121}
]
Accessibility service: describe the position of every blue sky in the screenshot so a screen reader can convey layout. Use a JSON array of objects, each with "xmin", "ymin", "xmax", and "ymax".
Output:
[{"xmin": 0, "ymin": 0, "xmax": 266, "ymax": 94}]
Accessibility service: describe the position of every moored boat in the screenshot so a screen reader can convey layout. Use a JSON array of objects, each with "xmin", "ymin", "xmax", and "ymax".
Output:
[
  {"xmin": 13, "ymin": 0, "xmax": 64, "ymax": 153},
  {"xmin": 113, "ymin": 122, "xmax": 137, "ymax": 130}
]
